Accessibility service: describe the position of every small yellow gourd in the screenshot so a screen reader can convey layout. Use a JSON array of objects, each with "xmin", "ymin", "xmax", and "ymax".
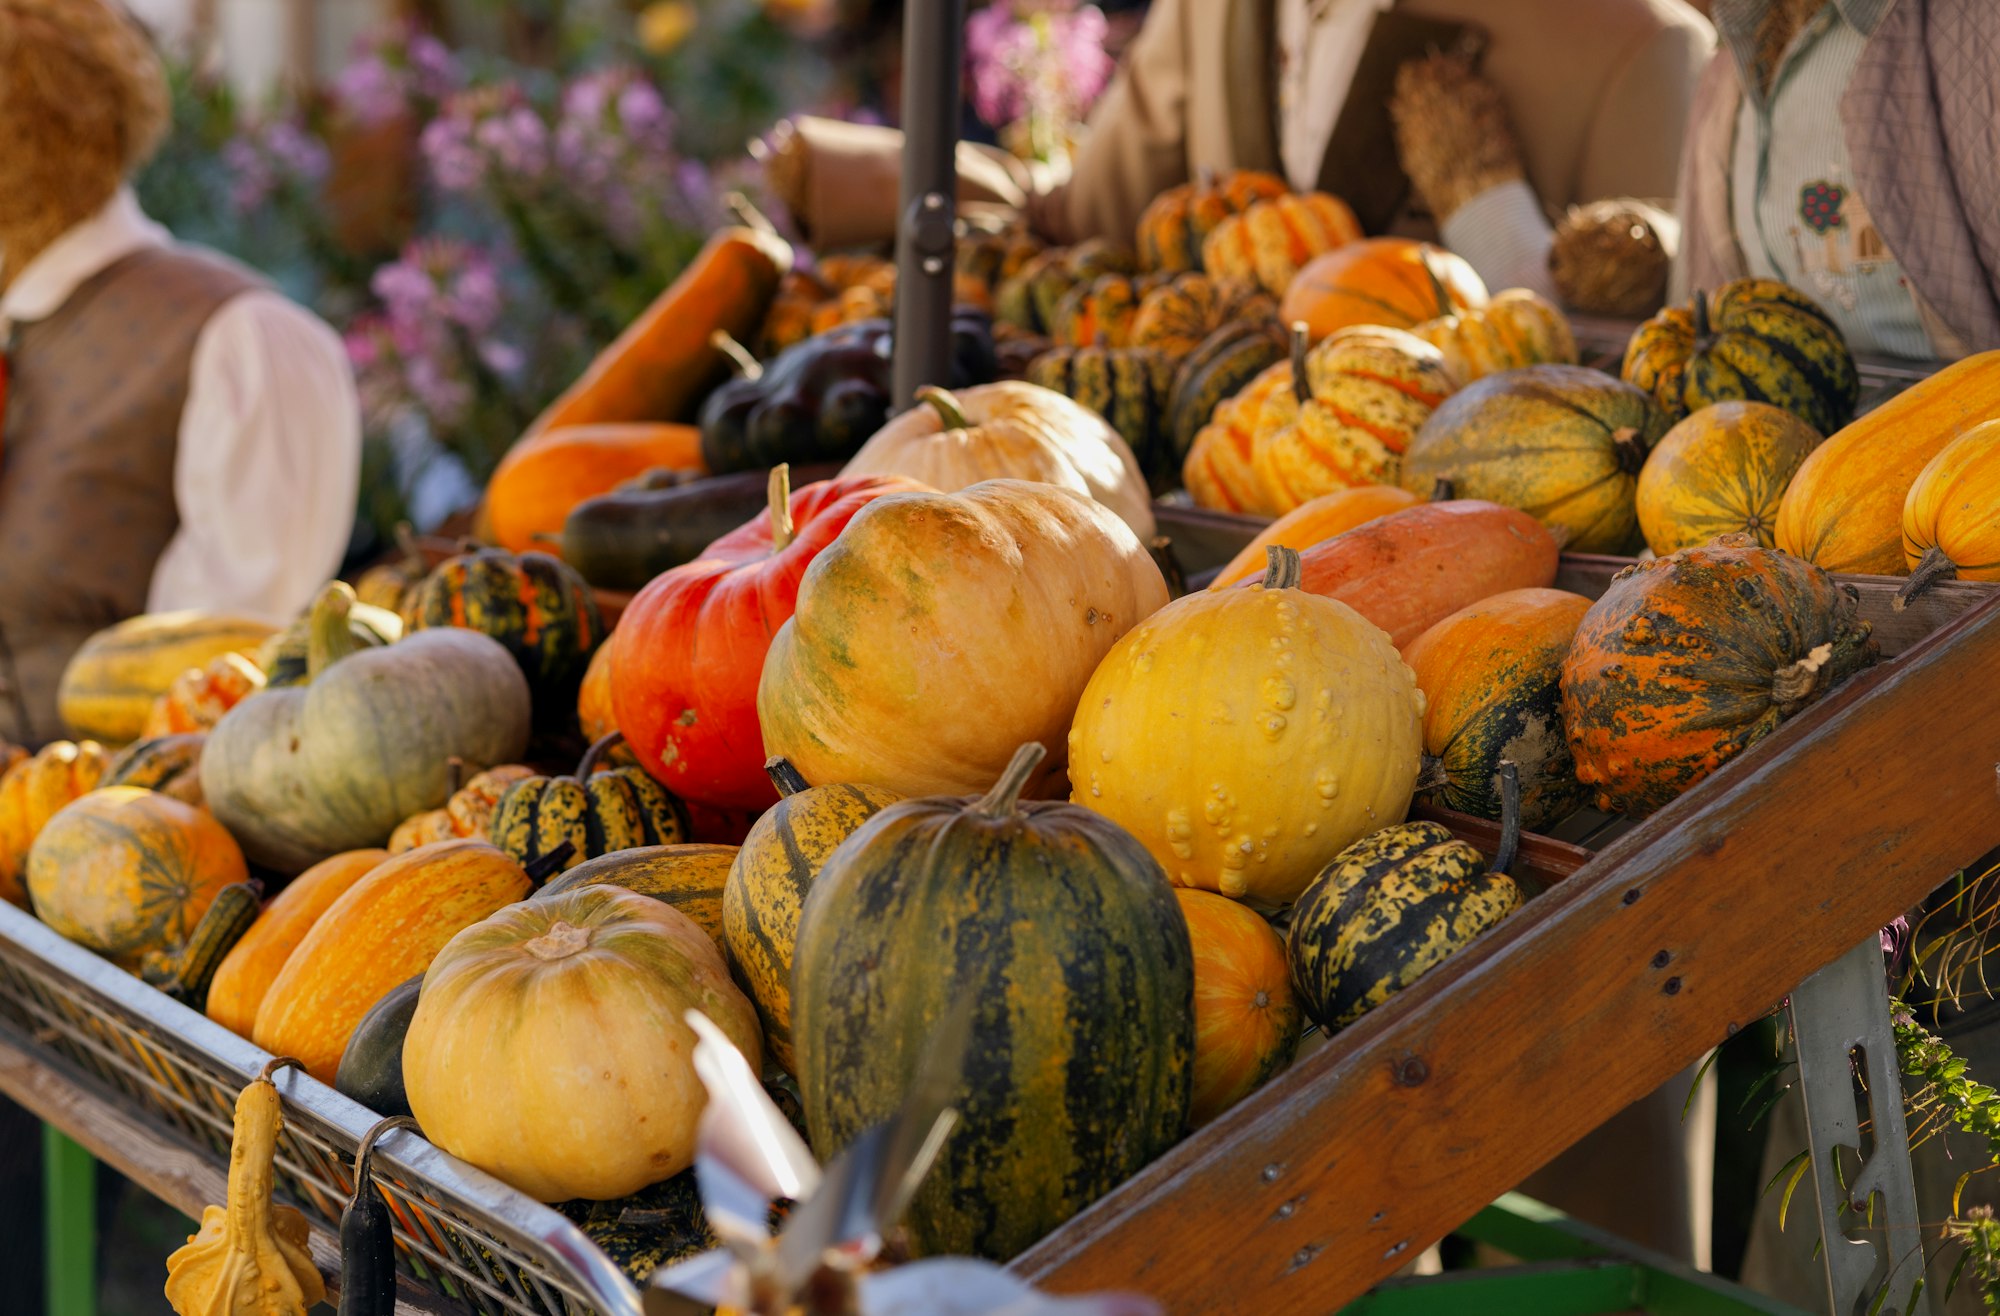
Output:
[{"xmin": 164, "ymin": 1060, "xmax": 325, "ymax": 1315}]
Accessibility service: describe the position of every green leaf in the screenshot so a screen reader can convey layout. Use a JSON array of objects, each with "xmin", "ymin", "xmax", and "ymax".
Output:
[
  {"xmin": 1958, "ymin": 1171, "xmax": 1973, "ymax": 1217},
  {"xmin": 1774, "ymin": 1150, "xmax": 1812, "ymax": 1231},
  {"xmin": 1684, "ymin": 1044, "xmax": 1722, "ymax": 1121},
  {"xmin": 1946, "ymin": 1242, "xmax": 1973, "ymax": 1298}
]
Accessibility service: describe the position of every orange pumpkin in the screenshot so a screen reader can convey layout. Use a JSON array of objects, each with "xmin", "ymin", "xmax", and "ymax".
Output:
[
  {"xmin": 1180, "ymin": 351, "xmax": 1302, "ymax": 516},
  {"xmin": 1209, "ymin": 486, "xmax": 1424, "ymax": 589},
  {"xmin": 1136, "ymin": 170, "xmax": 1289, "ymax": 273},
  {"xmin": 1280, "ymin": 238, "xmax": 1488, "ymax": 342},
  {"xmin": 1175, "ymin": 888, "xmax": 1301, "ymax": 1126},
  {"xmin": 577, "ymin": 630, "xmax": 621, "ymax": 744},
  {"xmin": 1202, "ymin": 193, "xmax": 1365, "ymax": 295},
  {"xmin": 0, "ymin": 739, "xmax": 110, "ymax": 906},
  {"xmin": 1899, "ymin": 421, "xmax": 2000, "ymax": 604},
  {"xmin": 204, "ymin": 849, "xmax": 388, "ymax": 1038},
  {"xmin": 485, "ymin": 423, "xmax": 704, "ymax": 555},
  {"xmin": 142, "ymin": 653, "xmax": 266, "ymax": 738}
]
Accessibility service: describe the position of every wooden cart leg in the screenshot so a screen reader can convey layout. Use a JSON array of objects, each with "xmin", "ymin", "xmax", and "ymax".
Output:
[{"xmin": 42, "ymin": 1124, "xmax": 95, "ymax": 1316}]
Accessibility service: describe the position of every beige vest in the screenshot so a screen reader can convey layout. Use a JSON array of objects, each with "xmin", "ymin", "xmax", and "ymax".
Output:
[{"xmin": 0, "ymin": 245, "xmax": 262, "ymax": 745}]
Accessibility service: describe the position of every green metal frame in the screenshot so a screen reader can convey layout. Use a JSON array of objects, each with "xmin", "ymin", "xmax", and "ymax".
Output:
[
  {"xmin": 1338, "ymin": 1194, "xmax": 1813, "ymax": 1316},
  {"xmin": 44, "ymin": 1124, "xmax": 96, "ymax": 1316}
]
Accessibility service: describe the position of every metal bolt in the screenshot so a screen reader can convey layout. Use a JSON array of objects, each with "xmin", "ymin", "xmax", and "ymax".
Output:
[
  {"xmin": 922, "ymin": 257, "xmax": 945, "ymax": 275},
  {"xmin": 1663, "ymin": 977, "xmax": 1683, "ymax": 996},
  {"xmin": 1262, "ymin": 1163, "xmax": 1283, "ymax": 1183},
  {"xmin": 1274, "ymin": 1200, "xmax": 1296, "ymax": 1220},
  {"xmin": 1623, "ymin": 888, "xmax": 1642, "ymax": 905},
  {"xmin": 923, "ymin": 193, "xmax": 945, "ymax": 210},
  {"xmin": 1384, "ymin": 1241, "xmax": 1409, "ymax": 1259},
  {"xmin": 1395, "ymin": 1056, "xmax": 1429, "ymax": 1086},
  {"xmin": 1726, "ymin": 1021, "xmax": 1741, "ymax": 1037}
]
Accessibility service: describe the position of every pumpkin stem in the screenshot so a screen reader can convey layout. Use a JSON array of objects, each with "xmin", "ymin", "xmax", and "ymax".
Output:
[
  {"xmin": 1490, "ymin": 761, "xmax": 1522, "ymax": 877},
  {"xmin": 575, "ymin": 731, "xmax": 625, "ymax": 780},
  {"xmin": 1428, "ymin": 478, "xmax": 1455, "ymax": 503},
  {"xmin": 1690, "ymin": 290, "xmax": 1713, "ymax": 345},
  {"xmin": 523, "ymin": 840, "xmax": 578, "ymax": 885},
  {"xmin": 710, "ymin": 329, "xmax": 764, "ymax": 381},
  {"xmin": 1893, "ymin": 545, "xmax": 1958, "ymax": 612},
  {"xmin": 445, "ymin": 757, "xmax": 466, "ymax": 795},
  {"xmin": 1771, "ymin": 641, "xmax": 1836, "ymax": 712},
  {"xmin": 1261, "ymin": 545, "xmax": 1303, "ymax": 591},
  {"xmin": 975, "ymin": 742, "xmax": 1047, "ymax": 818},
  {"xmin": 726, "ymin": 191, "xmax": 780, "ymax": 236},
  {"xmin": 1148, "ymin": 536, "xmax": 1187, "ymax": 599},
  {"xmin": 1611, "ymin": 427, "xmax": 1649, "ymax": 476},
  {"xmin": 916, "ymin": 385, "xmax": 972, "ymax": 432},
  {"xmin": 765, "ymin": 756, "xmax": 811, "ymax": 797},
  {"xmin": 1289, "ymin": 322, "xmax": 1312, "ymax": 406},
  {"xmin": 768, "ymin": 464, "xmax": 796, "ymax": 552},
  {"xmin": 524, "ymin": 919, "xmax": 593, "ymax": 962},
  {"xmin": 306, "ymin": 583, "xmax": 364, "ymax": 682},
  {"xmin": 1417, "ymin": 247, "xmax": 1454, "ymax": 318},
  {"xmin": 1413, "ymin": 754, "xmax": 1450, "ymax": 795}
]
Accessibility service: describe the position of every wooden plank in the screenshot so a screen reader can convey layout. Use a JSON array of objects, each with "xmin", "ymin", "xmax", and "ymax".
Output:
[{"xmin": 1018, "ymin": 591, "xmax": 2000, "ymax": 1311}]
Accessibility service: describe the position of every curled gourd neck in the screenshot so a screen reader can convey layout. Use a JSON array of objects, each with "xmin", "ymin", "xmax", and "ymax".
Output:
[
  {"xmin": 525, "ymin": 920, "xmax": 592, "ymax": 962},
  {"xmin": 975, "ymin": 742, "xmax": 1047, "ymax": 818},
  {"xmin": 917, "ymin": 385, "xmax": 971, "ymax": 432},
  {"xmin": 710, "ymin": 329, "xmax": 764, "ymax": 382},
  {"xmin": 575, "ymin": 732, "xmax": 624, "ymax": 781},
  {"xmin": 1261, "ymin": 545, "xmax": 1303, "ymax": 591},
  {"xmin": 352, "ymin": 1114, "xmax": 420, "ymax": 1189},
  {"xmin": 224, "ymin": 1078, "xmax": 283, "ymax": 1233},
  {"xmin": 1289, "ymin": 322, "xmax": 1312, "ymax": 406},
  {"xmin": 307, "ymin": 584, "xmax": 363, "ymax": 682},
  {"xmin": 1490, "ymin": 760, "xmax": 1522, "ymax": 877},
  {"xmin": 1893, "ymin": 545, "xmax": 1957, "ymax": 611},
  {"xmin": 1611, "ymin": 427, "xmax": 1648, "ymax": 476},
  {"xmin": 1413, "ymin": 755, "xmax": 1450, "ymax": 795},
  {"xmin": 768, "ymin": 464, "xmax": 796, "ymax": 552},
  {"xmin": 522, "ymin": 840, "xmax": 577, "ymax": 885},
  {"xmin": 765, "ymin": 756, "xmax": 811, "ymax": 798}
]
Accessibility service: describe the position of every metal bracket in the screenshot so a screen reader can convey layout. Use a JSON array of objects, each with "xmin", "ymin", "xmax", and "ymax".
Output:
[{"xmin": 1788, "ymin": 936, "xmax": 1934, "ymax": 1316}]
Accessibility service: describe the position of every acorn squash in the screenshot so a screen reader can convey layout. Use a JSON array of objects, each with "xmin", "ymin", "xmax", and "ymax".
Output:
[
  {"xmin": 102, "ymin": 733, "xmax": 205, "ymax": 807},
  {"xmin": 1635, "ymin": 401, "xmax": 1822, "ymax": 555},
  {"xmin": 1023, "ymin": 346, "xmax": 1180, "ymax": 488},
  {"xmin": 1130, "ymin": 273, "xmax": 1280, "ymax": 360},
  {"xmin": 1136, "ymin": 170, "xmax": 1288, "ymax": 273},
  {"xmin": 1622, "ymin": 280, "xmax": 1859, "ymax": 433},
  {"xmin": 487, "ymin": 733, "xmax": 690, "ymax": 875},
  {"xmin": 534, "ymin": 842, "xmax": 738, "ymax": 945},
  {"xmin": 408, "ymin": 545, "xmax": 603, "ymax": 734},
  {"xmin": 1202, "ymin": 192, "xmax": 1364, "ymax": 295},
  {"xmin": 1165, "ymin": 318, "xmax": 1290, "ymax": 469},
  {"xmin": 1409, "ymin": 288, "xmax": 1577, "ymax": 382}
]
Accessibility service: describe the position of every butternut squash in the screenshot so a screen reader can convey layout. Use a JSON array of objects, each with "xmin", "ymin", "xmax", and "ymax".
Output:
[{"xmin": 484, "ymin": 423, "xmax": 704, "ymax": 554}]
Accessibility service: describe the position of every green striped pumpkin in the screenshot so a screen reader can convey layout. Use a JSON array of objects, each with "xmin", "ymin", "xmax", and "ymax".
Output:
[
  {"xmin": 487, "ymin": 734, "xmax": 690, "ymax": 877},
  {"xmin": 409, "ymin": 546, "xmax": 603, "ymax": 730},
  {"xmin": 1621, "ymin": 279, "xmax": 1859, "ymax": 434},
  {"xmin": 102, "ymin": 733, "xmax": 207, "ymax": 806},
  {"xmin": 723, "ymin": 758, "xmax": 898, "ymax": 1075},
  {"xmin": 1025, "ymin": 344, "xmax": 1179, "ymax": 486},
  {"xmin": 257, "ymin": 599, "xmax": 402, "ymax": 688},
  {"xmin": 1166, "ymin": 318, "xmax": 1289, "ymax": 474},
  {"xmin": 534, "ymin": 842, "xmax": 738, "ymax": 946},
  {"xmin": 794, "ymin": 744, "xmax": 1193, "ymax": 1261}
]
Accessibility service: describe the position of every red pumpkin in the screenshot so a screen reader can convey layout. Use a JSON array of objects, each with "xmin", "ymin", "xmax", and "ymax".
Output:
[{"xmin": 611, "ymin": 467, "xmax": 925, "ymax": 810}]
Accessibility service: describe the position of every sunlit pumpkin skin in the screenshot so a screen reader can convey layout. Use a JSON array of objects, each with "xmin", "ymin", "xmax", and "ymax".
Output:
[
  {"xmin": 1409, "ymin": 289, "xmax": 1577, "ymax": 383},
  {"xmin": 535, "ymin": 843, "xmax": 739, "ymax": 946},
  {"xmin": 407, "ymin": 885, "xmax": 761, "ymax": 1202},
  {"xmin": 1130, "ymin": 274, "xmax": 1280, "ymax": 360},
  {"xmin": 1209, "ymin": 485, "xmax": 1423, "ymax": 589},
  {"xmin": 410, "ymin": 546, "xmax": 603, "ymax": 732},
  {"xmin": 1900, "ymin": 422, "xmax": 2000, "ymax": 601},
  {"xmin": 1777, "ymin": 350, "xmax": 2000, "ymax": 575},
  {"xmin": 1402, "ymin": 589, "xmax": 1592, "ymax": 830},
  {"xmin": 1255, "ymin": 326, "xmax": 1457, "ymax": 511},
  {"xmin": 1181, "ymin": 359, "xmax": 1294, "ymax": 515},
  {"xmin": 142, "ymin": 652, "xmax": 265, "ymax": 738},
  {"xmin": 101, "ymin": 733, "xmax": 205, "ymax": 807},
  {"xmin": 1279, "ymin": 238, "xmax": 1487, "ymax": 342},
  {"xmin": 759, "ymin": 480, "xmax": 1169, "ymax": 798},
  {"xmin": 1273, "ymin": 500, "xmax": 1562, "ymax": 649},
  {"xmin": 844, "ymin": 382, "xmax": 1155, "ymax": 539},
  {"xmin": 1622, "ymin": 280, "xmax": 1860, "ymax": 434},
  {"xmin": 1024, "ymin": 345, "xmax": 1181, "ymax": 487},
  {"xmin": 1174, "ymin": 888, "xmax": 1300, "ymax": 1126},
  {"xmin": 723, "ymin": 758, "xmax": 899, "ymax": 1075},
  {"xmin": 1165, "ymin": 318, "xmax": 1291, "ymax": 468},
  {"xmin": 26, "ymin": 786, "xmax": 247, "ymax": 967},
  {"xmin": 56, "ymin": 612, "xmax": 276, "ymax": 746},
  {"xmin": 612, "ymin": 471, "xmax": 924, "ymax": 809},
  {"xmin": 577, "ymin": 632, "xmax": 621, "ymax": 745},
  {"xmin": 795, "ymin": 745, "xmax": 1193, "ymax": 1260},
  {"xmin": 205, "ymin": 849, "xmax": 388, "ymax": 1038},
  {"xmin": 1136, "ymin": 170, "xmax": 1289, "ymax": 273},
  {"xmin": 485, "ymin": 422, "xmax": 705, "ymax": 555},
  {"xmin": 1287, "ymin": 821, "xmax": 1522, "ymax": 1032},
  {"xmin": 1201, "ymin": 193, "xmax": 1365, "ymax": 295},
  {"xmin": 1072, "ymin": 548, "xmax": 1424, "ymax": 908},
  {"xmin": 387, "ymin": 764, "xmax": 537, "ymax": 854},
  {"xmin": 488, "ymin": 735, "xmax": 691, "ymax": 875},
  {"xmin": 1635, "ymin": 402, "xmax": 1822, "ymax": 555},
  {"xmin": 1399, "ymin": 364, "xmax": 1667, "ymax": 553},
  {"xmin": 1560, "ymin": 541, "xmax": 1878, "ymax": 816},
  {"xmin": 252, "ymin": 838, "xmax": 535, "ymax": 1083},
  {"xmin": 0, "ymin": 739, "xmax": 110, "ymax": 906}
]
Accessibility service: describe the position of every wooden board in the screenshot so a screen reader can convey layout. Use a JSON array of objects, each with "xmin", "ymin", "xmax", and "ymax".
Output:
[{"xmin": 1017, "ymin": 587, "xmax": 2000, "ymax": 1312}]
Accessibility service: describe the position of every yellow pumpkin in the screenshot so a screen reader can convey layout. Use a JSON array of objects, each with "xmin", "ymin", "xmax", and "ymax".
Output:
[
  {"xmin": 841, "ymin": 382, "xmax": 1156, "ymax": 540},
  {"xmin": 0, "ymin": 740, "xmax": 111, "ymax": 906},
  {"xmin": 1408, "ymin": 289, "xmax": 1578, "ymax": 383},
  {"xmin": 1176, "ymin": 888, "xmax": 1301, "ymax": 1125},
  {"xmin": 1067, "ymin": 546, "xmax": 1423, "ymax": 909},
  {"xmin": 1181, "ymin": 357, "xmax": 1298, "ymax": 515},
  {"xmin": 759, "ymin": 480, "xmax": 1169, "ymax": 798},
  {"xmin": 404, "ymin": 885, "xmax": 762, "ymax": 1202},
  {"xmin": 1202, "ymin": 193, "xmax": 1365, "ymax": 296},
  {"xmin": 56, "ymin": 612, "xmax": 275, "ymax": 746},
  {"xmin": 1899, "ymin": 421, "xmax": 2000, "ymax": 604},
  {"xmin": 1636, "ymin": 402, "xmax": 1823, "ymax": 555},
  {"xmin": 1778, "ymin": 349, "xmax": 2000, "ymax": 574}
]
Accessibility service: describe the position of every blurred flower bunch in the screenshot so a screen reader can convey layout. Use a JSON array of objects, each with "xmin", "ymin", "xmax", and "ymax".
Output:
[{"xmin": 966, "ymin": 1, "xmax": 1115, "ymax": 165}]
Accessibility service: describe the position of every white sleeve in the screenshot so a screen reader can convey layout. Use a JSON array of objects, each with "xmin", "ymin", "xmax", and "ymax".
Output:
[
  {"xmin": 146, "ymin": 290, "xmax": 362, "ymax": 623},
  {"xmin": 1439, "ymin": 179, "xmax": 1562, "ymax": 303}
]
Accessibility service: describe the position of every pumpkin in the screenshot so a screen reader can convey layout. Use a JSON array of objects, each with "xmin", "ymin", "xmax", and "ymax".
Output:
[
  {"xmin": 255, "ymin": 596, "xmax": 402, "ymax": 689},
  {"xmin": 1136, "ymin": 169, "xmax": 1289, "ymax": 273},
  {"xmin": 1130, "ymin": 274, "xmax": 1280, "ymax": 360},
  {"xmin": 995, "ymin": 239, "xmax": 1137, "ymax": 336},
  {"xmin": 1402, "ymin": 588, "xmax": 1593, "ymax": 830},
  {"xmin": 1897, "ymin": 422, "xmax": 2000, "ymax": 607},
  {"xmin": 1254, "ymin": 325, "xmax": 1457, "ymax": 512},
  {"xmin": 1622, "ymin": 279, "xmax": 1860, "ymax": 434},
  {"xmin": 102, "ymin": 733, "xmax": 205, "ymax": 807},
  {"xmin": 163, "ymin": 1066, "xmax": 326, "ymax": 1316},
  {"xmin": 1165, "ymin": 318, "xmax": 1291, "ymax": 469},
  {"xmin": 1024, "ymin": 345, "xmax": 1181, "ymax": 486},
  {"xmin": 794, "ymin": 742, "xmax": 1193, "ymax": 1260},
  {"xmin": 1776, "ymin": 350, "xmax": 2000, "ymax": 575},
  {"xmin": 758, "ymin": 480, "xmax": 1169, "ymax": 798},
  {"xmin": 202, "ymin": 584, "xmax": 532, "ymax": 873},
  {"xmin": 1201, "ymin": 192, "xmax": 1365, "ymax": 295},
  {"xmin": 611, "ymin": 468, "xmax": 924, "ymax": 809},
  {"xmin": 1635, "ymin": 402, "xmax": 1822, "ymax": 555},
  {"xmin": 1180, "ymin": 349, "xmax": 1303, "ymax": 516},
  {"xmin": 204, "ymin": 849, "xmax": 388, "ymax": 1038},
  {"xmin": 405, "ymin": 884, "xmax": 763, "ymax": 1202},
  {"xmin": 723, "ymin": 757, "xmax": 899, "ymax": 1074},
  {"xmin": 1272, "ymin": 500, "xmax": 1563, "ymax": 649},
  {"xmin": 1071, "ymin": 547, "xmax": 1425, "ymax": 908},
  {"xmin": 1397, "ymin": 364, "xmax": 1666, "ymax": 553},
  {"xmin": 1050, "ymin": 273, "xmax": 1151, "ymax": 348},
  {"xmin": 535, "ymin": 843, "xmax": 739, "ymax": 946},
  {"xmin": 0, "ymin": 739, "xmax": 110, "ymax": 906},
  {"xmin": 577, "ymin": 631, "xmax": 621, "ymax": 745},
  {"xmin": 1409, "ymin": 289, "xmax": 1577, "ymax": 383},
  {"xmin": 387, "ymin": 762, "xmax": 537, "ymax": 853},
  {"xmin": 56, "ymin": 612, "xmax": 275, "ymax": 745},
  {"xmin": 1287, "ymin": 813, "xmax": 1523, "ymax": 1032},
  {"xmin": 408, "ymin": 545, "xmax": 602, "ymax": 731},
  {"xmin": 26, "ymin": 786, "xmax": 247, "ymax": 967},
  {"xmin": 1279, "ymin": 238, "xmax": 1487, "ymax": 342},
  {"xmin": 488, "ymin": 733, "xmax": 690, "ymax": 874},
  {"xmin": 1209, "ymin": 486, "xmax": 1424, "ymax": 589},
  {"xmin": 854, "ymin": 382, "xmax": 1156, "ymax": 540},
  {"xmin": 252, "ymin": 838, "xmax": 537, "ymax": 1082},
  {"xmin": 352, "ymin": 525, "xmax": 429, "ymax": 618},
  {"xmin": 955, "ymin": 224, "xmax": 1045, "ymax": 311},
  {"xmin": 1561, "ymin": 540, "xmax": 1878, "ymax": 816},
  {"xmin": 1175, "ymin": 888, "xmax": 1300, "ymax": 1126},
  {"xmin": 142, "ymin": 653, "xmax": 265, "ymax": 738},
  {"xmin": 485, "ymin": 423, "xmax": 705, "ymax": 555}
]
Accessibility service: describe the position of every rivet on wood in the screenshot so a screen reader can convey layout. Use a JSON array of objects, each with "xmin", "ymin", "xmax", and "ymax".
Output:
[
  {"xmin": 1285, "ymin": 1243, "xmax": 1324, "ymax": 1273},
  {"xmin": 1651, "ymin": 950, "xmax": 1671, "ymax": 969},
  {"xmin": 1261, "ymin": 1163, "xmax": 1283, "ymax": 1183},
  {"xmin": 1395, "ymin": 1056, "xmax": 1429, "ymax": 1086},
  {"xmin": 1726, "ymin": 1021, "xmax": 1741, "ymax": 1037},
  {"xmin": 1272, "ymin": 1193, "xmax": 1307, "ymax": 1221},
  {"xmin": 1623, "ymin": 888, "xmax": 1642, "ymax": 905},
  {"xmin": 1371, "ymin": 1211, "xmax": 1386, "ymax": 1224},
  {"xmin": 1663, "ymin": 977, "xmax": 1683, "ymax": 996},
  {"xmin": 1384, "ymin": 1240, "xmax": 1409, "ymax": 1259}
]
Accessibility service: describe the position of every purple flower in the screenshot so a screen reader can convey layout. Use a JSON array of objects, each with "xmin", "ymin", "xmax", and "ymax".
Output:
[
  {"xmin": 221, "ymin": 116, "xmax": 330, "ymax": 213},
  {"xmin": 475, "ymin": 105, "xmax": 550, "ymax": 181},
  {"xmin": 419, "ymin": 113, "xmax": 482, "ymax": 192},
  {"xmin": 964, "ymin": 2, "xmax": 1114, "ymax": 144},
  {"xmin": 406, "ymin": 33, "xmax": 462, "ymax": 100},
  {"xmin": 420, "ymin": 87, "xmax": 549, "ymax": 193},
  {"xmin": 966, "ymin": 5, "xmax": 1024, "ymax": 126},
  {"xmin": 334, "ymin": 55, "xmax": 405, "ymax": 127}
]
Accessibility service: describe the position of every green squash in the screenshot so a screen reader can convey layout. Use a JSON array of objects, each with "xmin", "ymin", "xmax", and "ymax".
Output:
[
  {"xmin": 256, "ymin": 598, "xmax": 403, "ymax": 689},
  {"xmin": 200, "ymin": 583, "xmax": 532, "ymax": 873},
  {"xmin": 794, "ymin": 743, "xmax": 1193, "ymax": 1262},
  {"xmin": 1025, "ymin": 345, "xmax": 1179, "ymax": 488},
  {"xmin": 333, "ymin": 973, "xmax": 421, "ymax": 1118},
  {"xmin": 408, "ymin": 545, "xmax": 602, "ymax": 732},
  {"xmin": 1165, "ymin": 318, "xmax": 1288, "ymax": 472},
  {"xmin": 533, "ymin": 842, "xmax": 736, "ymax": 945},
  {"xmin": 102, "ymin": 733, "xmax": 207, "ymax": 806},
  {"xmin": 486, "ymin": 733, "xmax": 690, "ymax": 877}
]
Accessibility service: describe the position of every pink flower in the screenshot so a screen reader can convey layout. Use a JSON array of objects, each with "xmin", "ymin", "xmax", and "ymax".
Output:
[
  {"xmin": 221, "ymin": 117, "xmax": 329, "ymax": 213},
  {"xmin": 333, "ymin": 24, "xmax": 464, "ymax": 126},
  {"xmin": 964, "ymin": 2, "xmax": 1114, "ymax": 142}
]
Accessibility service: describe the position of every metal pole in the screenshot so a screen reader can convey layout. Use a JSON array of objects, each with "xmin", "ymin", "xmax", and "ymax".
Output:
[{"xmin": 890, "ymin": 0, "xmax": 965, "ymax": 412}]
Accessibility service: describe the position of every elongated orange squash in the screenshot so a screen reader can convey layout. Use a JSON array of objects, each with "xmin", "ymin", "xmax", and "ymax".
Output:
[
  {"xmin": 205, "ymin": 849, "xmax": 388, "ymax": 1038},
  {"xmin": 486, "ymin": 424, "xmax": 704, "ymax": 554},
  {"xmin": 524, "ymin": 226, "xmax": 793, "ymax": 436},
  {"xmin": 1898, "ymin": 421, "xmax": 2000, "ymax": 604},
  {"xmin": 1209, "ymin": 486, "xmax": 1422, "ymax": 589},
  {"xmin": 1259, "ymin": 500, "xmax": 1562, "ymax": 648}
]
